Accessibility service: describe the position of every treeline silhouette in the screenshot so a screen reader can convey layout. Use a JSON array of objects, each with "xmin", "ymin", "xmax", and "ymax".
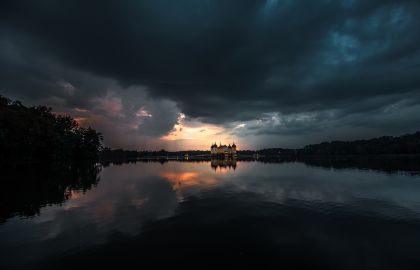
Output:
[
  {"xmin": 0, "ymin": 95, "xmax": 103, "ymax": 166},
  {"xmin": 0, "ymin": 95, "xmax": 103, "ymax": 222},
  {"xmin": 299, "ymin": 132, "xmax": 420, "ymax": 155},
  {"xmin": 257, "ymin": 132, "xmax": 420, "ymax": 156}
]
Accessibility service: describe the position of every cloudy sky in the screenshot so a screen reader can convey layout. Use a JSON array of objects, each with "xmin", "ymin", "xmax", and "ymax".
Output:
[{"xmin": 1, "ymin": 0, "xmax": 420, "ymax": 150}]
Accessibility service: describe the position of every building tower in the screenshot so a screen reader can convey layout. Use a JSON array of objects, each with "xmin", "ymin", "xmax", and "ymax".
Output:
[
  {"xmin": 211, "ymin": 143, "xmax": 217, "ymax": 155},
  {"xmin": 231, "ymin": 142, "xmax": 237, "ymax": 156}
]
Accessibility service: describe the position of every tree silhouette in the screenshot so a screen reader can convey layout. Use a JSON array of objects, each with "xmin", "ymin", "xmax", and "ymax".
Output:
[{"xmin": 0, "ymin": 95, "xmax": 103, "ymax": 166}]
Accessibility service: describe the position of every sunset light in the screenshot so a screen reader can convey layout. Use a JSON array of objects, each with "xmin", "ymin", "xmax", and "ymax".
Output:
[{"xmin": 2, "ymin": 1, "xmax": 420, "ymax": 268}]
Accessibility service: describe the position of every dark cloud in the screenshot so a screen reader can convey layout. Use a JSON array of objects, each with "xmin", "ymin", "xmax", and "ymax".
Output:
[{"xmin": 1, "ymin": 0, "xmax": 420, "ymax": 148}]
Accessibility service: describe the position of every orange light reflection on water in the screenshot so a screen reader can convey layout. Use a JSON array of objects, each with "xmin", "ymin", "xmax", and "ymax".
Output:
[{"xmin": 160, "ymin": 171, "xmax": 217, "ymax": 191}]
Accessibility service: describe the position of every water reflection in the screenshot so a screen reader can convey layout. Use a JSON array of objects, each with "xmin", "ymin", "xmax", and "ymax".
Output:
[
  {"xmin": 102, "ymin": 155, "xmax": 420, "ymax": 175},
  {"xmin": 1, "ymin": 158, "xmax": 420, "ymax": 269},
  {"xmin": 0, "ymin": 164, "xmax": 101, "ymax": 223},
  {"xmin": 210, "ymin": 158, "xmax": 237, "ymax": 171},
  {"xmin": 259, "ymin": 155, "xmax": 420, "ymax": 175},
  {"xmin": 161, "ymin": 171, "xmax": 217, "ymax": 189}
]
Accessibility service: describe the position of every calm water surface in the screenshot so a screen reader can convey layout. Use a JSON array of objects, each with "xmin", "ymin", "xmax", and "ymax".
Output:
[{"xmin": 1, "ymin": 159, "xmax": 420, "ymax": 269}]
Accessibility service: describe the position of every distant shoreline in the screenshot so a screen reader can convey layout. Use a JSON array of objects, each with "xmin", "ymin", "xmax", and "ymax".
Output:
[{"xmin": 101, "ymin": 131, "xmax": 420, "ymax": 159}]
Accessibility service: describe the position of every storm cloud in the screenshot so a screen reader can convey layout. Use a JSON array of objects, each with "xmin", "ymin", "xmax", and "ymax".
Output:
[{"xmin": 1, "ymin": 0, "xmax": 420, "ymax": 149}]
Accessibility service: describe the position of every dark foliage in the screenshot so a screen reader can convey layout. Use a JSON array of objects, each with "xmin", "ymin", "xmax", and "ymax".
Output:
[
  {"xmin": 0, "ymin": 95, "xmax": 103, "ymax": 166},
  {"xmin": 257, "ymin": 132, "xmax": 420, "ymax": 156},
  {"xmin": 257, "ymin": 148, "xmax": 295, "ymax": 156},
  {"xmin": 298, "ymin": 132, "xmax": 420, "ymax": 155}
]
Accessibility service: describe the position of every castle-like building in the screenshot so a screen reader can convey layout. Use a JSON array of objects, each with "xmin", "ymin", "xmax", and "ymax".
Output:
[{"xmin": 211, "ymin": 142, "xmax": 237, "ymax": 157}]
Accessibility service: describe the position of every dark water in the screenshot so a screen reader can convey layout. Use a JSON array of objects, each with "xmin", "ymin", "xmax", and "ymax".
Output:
[{"xmin": 2, "ymin": 158, "xmax": 420, "ymax": 269}]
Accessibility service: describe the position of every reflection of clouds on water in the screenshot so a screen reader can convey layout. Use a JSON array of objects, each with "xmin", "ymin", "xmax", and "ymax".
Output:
[
  {"xmin": 2, "ymin": 160, "xmax": 420, "ymax": 269},
  {"xmin": 160, "ymin": 171, "xmax": 218, "ymax": 202},
  {"xmin": 161, "ymin": 171, "xmax": 217, "ymax": 189},
  {"xmin": 228, "ymin": 163, "xmax": 351, "ymax": 203},
  {"xmin": 151, "ymin": 161, "xmax": 420, "ymax": 220},
  {"xmin": 161, "ymin": 172, "xmax": 200, "ymax": 189},
  {"xmin": 55, "ymin": 171, "xmax": 178, "ymax": 236},
  {"xmin": 0, "ymin": 163, "xmax": 181, "ymax": 267},
  {"xmin": 5, "ymin": 162, "xmax": 420, "ymax": 239},
  {"xmin": 227, "ymin": 162, "xmax": 420, "ymax": 218}
]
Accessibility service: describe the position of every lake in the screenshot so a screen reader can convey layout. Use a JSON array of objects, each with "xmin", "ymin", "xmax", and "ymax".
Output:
[{"xmin": 1, "ymin": 157, "xmax": 420, "ymax": 269}]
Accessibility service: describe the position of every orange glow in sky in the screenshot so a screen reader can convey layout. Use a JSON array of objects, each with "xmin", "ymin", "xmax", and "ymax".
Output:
[
  {"xmin": 160, "ymin": 113, "xmax": 244, "ymax": 150},
  {"xmin": 70, "ymin": 104, "xmax": 248, "ymax": 150}
]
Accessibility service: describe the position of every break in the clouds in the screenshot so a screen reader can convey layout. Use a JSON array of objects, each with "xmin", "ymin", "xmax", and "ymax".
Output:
[{"xmin": 1, "ymin": 0, "xmax": 420, "ymax": 150}]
